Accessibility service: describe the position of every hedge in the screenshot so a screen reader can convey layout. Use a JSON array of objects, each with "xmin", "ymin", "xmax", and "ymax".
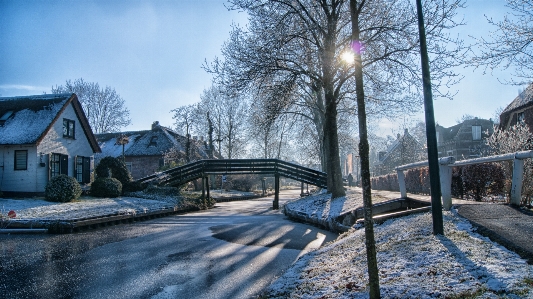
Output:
[{"xmin": 371, "ymin": 163, "xmax": 506, "ymax": 201}]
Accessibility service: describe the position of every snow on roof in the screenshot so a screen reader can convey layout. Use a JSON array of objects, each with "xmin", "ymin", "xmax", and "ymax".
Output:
[
  {"xmin": 502, "ymin": 83, "xmax": 533, "ymax": 114},
  {"xmin": 0, "ymin": 94, "xmax": 71, "ymax": 145},
  {"xmin": 96, "ymin": 132, "xmax": 144, "ymax": 158}
]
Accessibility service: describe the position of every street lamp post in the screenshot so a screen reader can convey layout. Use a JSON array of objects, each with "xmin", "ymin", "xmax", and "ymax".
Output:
[{"xmin": 416, "ymin": 0, "xmax": 444, "ymax": 235}]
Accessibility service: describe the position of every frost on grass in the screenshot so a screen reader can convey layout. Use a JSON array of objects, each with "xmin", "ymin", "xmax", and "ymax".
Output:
[
  {"xmin": 264, "ymin": 211, "xmax": 533, "ymax": 299},
  {"xmin": 0, "ymin": 197, "xmax": 175, "ymax": 221}
]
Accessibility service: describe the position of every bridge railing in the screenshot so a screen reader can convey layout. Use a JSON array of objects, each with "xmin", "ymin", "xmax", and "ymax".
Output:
[
  {"xmin": 395, "ymin": 150, "xmax": 533, "ymax": 209},
  {"xmin": 135, "ymin": 159, "xmax": 327, "ymax": 189}
]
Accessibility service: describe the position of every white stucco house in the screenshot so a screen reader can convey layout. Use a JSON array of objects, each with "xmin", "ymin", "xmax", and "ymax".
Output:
[{"xmin": 0, "ymin": 93, "xmax": 101, "ymax": 196}]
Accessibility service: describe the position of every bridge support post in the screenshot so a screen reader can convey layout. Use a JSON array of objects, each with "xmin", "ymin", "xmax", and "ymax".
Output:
[
  {"xmin": 273, "ymin": 174, "xmax": 280, "ymax": 209},
  {"xmin": 301, "ymin": 182, "xmax": 304, "ymax": 197},
  {"xmin": 205, "ymin": 176, "xmax": 210, "ymax": 201},
  {"xmin": 201, "ymin": 176, "xmax": 206, "ymax": 202}
]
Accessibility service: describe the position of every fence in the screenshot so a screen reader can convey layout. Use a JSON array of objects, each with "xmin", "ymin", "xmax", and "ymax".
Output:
[{"xmin": 395, "ymin": 150, "xmax": 533, "ymax": 209}]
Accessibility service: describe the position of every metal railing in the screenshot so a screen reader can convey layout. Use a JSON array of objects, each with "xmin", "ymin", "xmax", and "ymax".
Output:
[{"xmin": 395, "ymin": 150, "xmax": 533, "ymax": 209}]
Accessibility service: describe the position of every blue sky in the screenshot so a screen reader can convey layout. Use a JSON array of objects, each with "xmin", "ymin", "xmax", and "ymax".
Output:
[{"xmin": 0, "ymin": 0, "xmax": 525, "ymax": 134}]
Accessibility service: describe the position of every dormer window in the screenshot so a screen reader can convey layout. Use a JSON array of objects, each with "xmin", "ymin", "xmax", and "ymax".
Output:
[
  {"xmin": 0, "ymin": 110, "xmax": 13, "ymax": 126},
  {"xmin": 149, "ymin": 136, "xmax": 158, "ymax": 146},
  {"xmin": 63, "ymin": 118, "xmax": 75, "ymax": 139},
  {"xmin": 472, "ymin": 125, "xmax": 481, "ymax": 141}
]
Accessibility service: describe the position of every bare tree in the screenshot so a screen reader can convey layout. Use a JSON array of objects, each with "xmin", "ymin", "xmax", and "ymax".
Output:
[
  {"xmin": 194, "ymin": 85, "xmax": 249, "ymax": 159},
  {"xmin": 52, "ymin": 78, "xmax": 131, "ymax": 133},
  {"xmin": 207, "ymin": 0, "xmax": 467, "ymax": 199},
  {"xmin": 198, "ymin": 85, "xmax": 225, "ymax": 156},
  {"xmin": 472, "ymin": 0, "xmax": 533, "ymax": 85},
  {"xmin": 486, "ymin": 122, "xmax": 533, "ymax": 205},
  {"xmin": 171, "ymin": 104, "xmax": 197, "ymax": 162}
]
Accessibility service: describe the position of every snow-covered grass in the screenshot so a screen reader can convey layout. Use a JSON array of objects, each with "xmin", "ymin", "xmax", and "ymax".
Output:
[
  {"xmin": 0, "ymin": 196, "xmax": 175, "ymax": 221},
  {"xmin": 262, "ymin": 192, "xmax": 533, "ymax": 299}
]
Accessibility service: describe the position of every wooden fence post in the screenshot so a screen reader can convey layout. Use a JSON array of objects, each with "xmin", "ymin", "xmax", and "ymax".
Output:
[
  {"xmin": 439, "ymin": 165, "xmax": 452, "ymax": 210},
  {"xmin": 397, "ymin": 170, "xmax": 406, "ymax": 198},
  {"xmin": 511, "ymin": 158, "xmax": 524, "ymax": 206}
]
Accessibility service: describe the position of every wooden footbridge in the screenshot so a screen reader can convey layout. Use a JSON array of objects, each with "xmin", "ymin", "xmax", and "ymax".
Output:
[{"xmin": 135, "ymin": 159, "xmax": 327, "ymax": 209}]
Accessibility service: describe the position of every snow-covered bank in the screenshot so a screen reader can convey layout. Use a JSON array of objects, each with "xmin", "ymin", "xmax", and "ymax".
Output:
[
  {"xmin": 264, "ymin": 193, "xmax": 533, "ymax": 298},
  {"xmin": 0, "ymin": 196, "xmax": 176, "ymax": 222}
]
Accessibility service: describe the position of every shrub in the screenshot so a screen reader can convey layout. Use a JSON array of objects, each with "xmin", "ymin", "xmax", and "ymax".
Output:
[
  {"xmin": 462, "ymin": 163, "xmax": 505, "ymax": 201},
  {"xmin": 229, "ymin": 174, "xmax": 256, "ymax": 192},
  {"xmin": 45, "ymin": 174, "xmax": 82, "ymax": 202},
  {"xmin": 123, "ymin": 180, "xmax": 145, "ymax": 193},
  {"xmin": 91, "ymin": 177, "xmax": 122, "ymax": 198},
  {"xmin": 95, "ymin": 156, "xmax": 132, "ymax": 186}
]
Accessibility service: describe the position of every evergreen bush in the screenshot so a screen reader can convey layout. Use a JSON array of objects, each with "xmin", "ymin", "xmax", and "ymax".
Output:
[
  {"xmin": 45, "ymin": 174, "xmax": 82, "ymax": 202},
  {"xmin": 91, "ymin": 177, "xmax": 122, "ymax": 198},
  {"xmin": 95, "ymin": 156, "xmax": 132, "ymax": 186}
]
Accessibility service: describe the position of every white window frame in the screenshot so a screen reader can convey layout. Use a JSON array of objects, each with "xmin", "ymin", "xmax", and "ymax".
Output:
[{"xmin": 472, "ymin": 125, "xmax": 481, "ymax": 141}]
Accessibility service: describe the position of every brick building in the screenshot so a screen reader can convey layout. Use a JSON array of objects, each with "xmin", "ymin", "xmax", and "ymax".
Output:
[
  {"xmin": 96, "ymin": 122, "xmax": 217, "ymax": 180},
  {"xmin": 435, "ymin": 117, "xmax": 494, "ymax": 161},
  {"xmin": 500, "ymin": 83, "xmax": 533, "ymax": 132},
  {"xmin": 374, "ymin": 129, "xmax": 425, "ymax": 176}
]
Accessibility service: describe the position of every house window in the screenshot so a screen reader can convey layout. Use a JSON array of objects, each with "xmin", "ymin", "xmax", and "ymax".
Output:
[
  {"xmin": 472, "ymin": 125, "xmax": 481, "ymax": 141},
  {"xmin": 149, "ymin": 136, "xmax": 158, "ymax": 146},
  {"xmin": 75, "ymin": 156, "xmax": 91, "ymax": 183},
  {"xmin": 14, "ymin": 150, "xmax": 28, "ymax": 170},
  {"xmin": 50, "ymin": 153, "xmax": 68, "ymax": 178},
  {"xmin": 63, "ymin": 118, "xmax": 75, "ymax": 139},
  {"xmin": 518, "ymin": 112, "xmax": 525, "ymax": 124}
]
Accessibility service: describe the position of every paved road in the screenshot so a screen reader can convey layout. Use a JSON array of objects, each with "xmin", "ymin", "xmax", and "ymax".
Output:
[{"xmin": 0, "ymin": 189, "xmax": 337, "ymax": 299}]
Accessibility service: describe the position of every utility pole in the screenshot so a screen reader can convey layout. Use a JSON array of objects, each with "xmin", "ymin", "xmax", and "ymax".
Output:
[{"xmin": 416, "ymin": 0, "xmax": 444, "ymax": 235}]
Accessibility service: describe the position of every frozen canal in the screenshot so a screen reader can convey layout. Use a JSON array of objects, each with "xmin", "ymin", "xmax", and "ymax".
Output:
[{"xmin": 0, "ymin": 190, "xmax": 337, "ymax": 299}]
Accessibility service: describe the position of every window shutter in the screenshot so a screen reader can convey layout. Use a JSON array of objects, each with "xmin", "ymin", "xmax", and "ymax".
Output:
[
  {"xmin": 48, "ymin": 154, "xmax": 52, "ymax": 181},
  {"xmin": 74, "ymin": 155, "xmax": 78, "ymax": 177},
  {"xmin": 60, "ymin": 155, "xmax": 68, "ymax": 175},
  {"xmin": 83, "ymin": 157, "xmax": 91, "ymax": 183}
]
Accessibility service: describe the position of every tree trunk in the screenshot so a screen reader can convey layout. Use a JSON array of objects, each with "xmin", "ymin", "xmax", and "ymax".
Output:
[
  {"xmin": 350, "ymin": 0, "xmax": 380, "ymax": 298},
  {"xmin": 207, "ymin": 112, "xmax": 214, "ymax": 159},
  {"xmin": 322, "ymin": 96, "xmax": 344, "ymax": 198},
  {"xmin": 321, "ymin": 14, "xmax": 345, "ymax": 199}
]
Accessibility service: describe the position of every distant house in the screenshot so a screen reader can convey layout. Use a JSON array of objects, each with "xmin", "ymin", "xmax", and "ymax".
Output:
[
  {"xmin": 95, "ymin": 121, "xmax": 217, "ymax": 180},
  {"xmin": 435, "ymin": 117, "xmax": 494, "ymax": 161},
  {"xmin": 374, "ymin": 129, "xmax": 424, "ymax": 176},
  {"xmin": 500, "ymin": 83, "xmax": 533, "ymax": 132},
  {"xmin": 0, "ymin": 94, "xmax": 101, "ymax": 195}
]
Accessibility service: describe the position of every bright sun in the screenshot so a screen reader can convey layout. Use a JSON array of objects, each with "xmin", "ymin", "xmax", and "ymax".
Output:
[{"xmin": 341, "ymin": 51, "xmax": 354, "ymax": 64}]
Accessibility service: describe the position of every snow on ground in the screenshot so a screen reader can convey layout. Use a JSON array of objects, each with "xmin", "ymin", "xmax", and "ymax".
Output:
[
  {"xmin": 2, "ymin": 189, "xmax": 533, "ymax": 298},
  {"xmin": 264, "ymin": 192, "xmax": 533, "ymax": 299},
  {"xmin": 0, "ymin": 196, "xmax": 175, "ymax": 221}
]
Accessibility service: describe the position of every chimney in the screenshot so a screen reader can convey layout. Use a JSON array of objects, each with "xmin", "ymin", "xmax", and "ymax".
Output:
[{"xmin": 152, "ymin": 121, "xmax": 160, "ymax": 130}]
